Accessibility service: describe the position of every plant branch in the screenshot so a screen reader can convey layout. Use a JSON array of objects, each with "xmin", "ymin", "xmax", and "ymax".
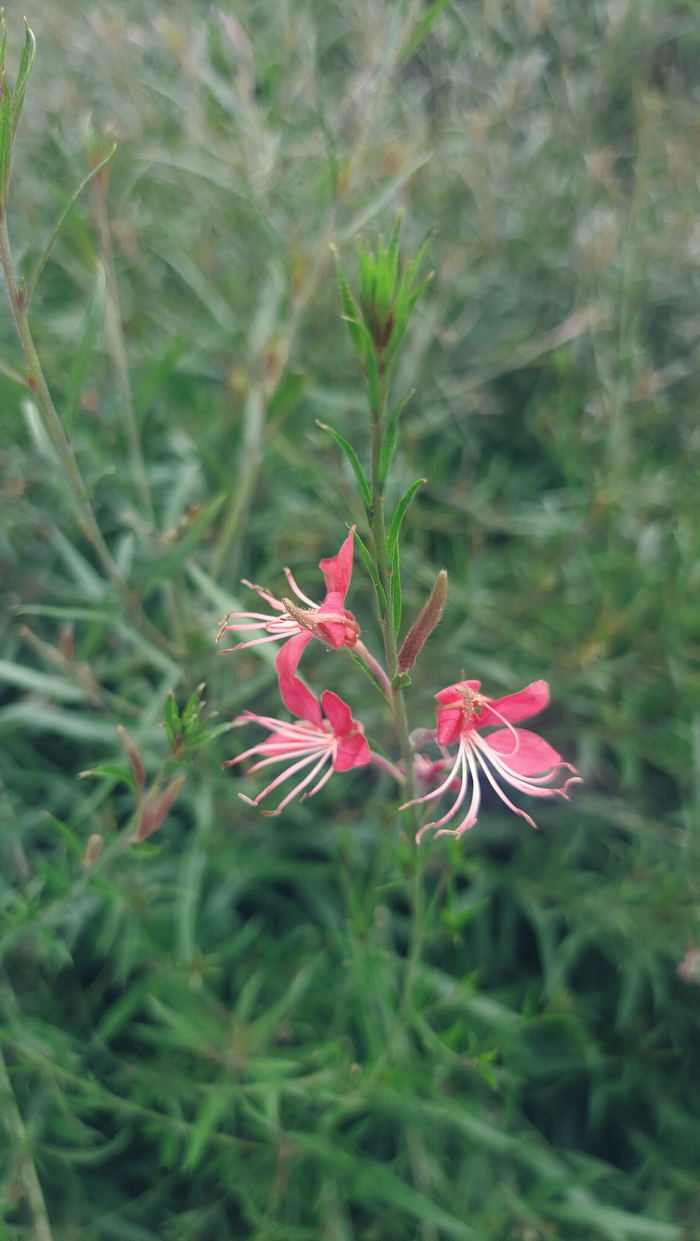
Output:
[{"xmin": 0, "ymin": 1040, "xmax": 54, "ymax": 1241}]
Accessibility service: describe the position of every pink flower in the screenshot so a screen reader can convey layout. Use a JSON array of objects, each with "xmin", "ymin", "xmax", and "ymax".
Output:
[
  {"xmin": 217, "ymin": 532, "xmax": 361, "ymax": 681},
  {"xmin": 224, "ymin": 675, "xmax": 370, "ymax": 816},
  {"xmin": 402, "ymin": 679, "xmax": 580, "ymax": 843}
]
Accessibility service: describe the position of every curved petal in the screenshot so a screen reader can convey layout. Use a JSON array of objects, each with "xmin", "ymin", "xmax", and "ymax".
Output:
[
  {"xmin": 279, "ymin": 675, "xmax": 323, "ymax": 728},
  {"xmin": 477, "ymin": 680, "xmax": 549, "ymax": 728},
  {"xmin": 482, "ymin": 727, "xmax": 563, "ymax": 775},
  {"xmin": 334, "ymin": 731, "xmax": 370, "ymax": 770},
  {"xmin": 317, "ymin": 591, "xmax": 349, "ymax": 647},
  {"xmin": 319, "ymin": 531, "xmax": 354, "ymax": 599},
  {"xmin": 321, "ymin": 689, "xmax": 353, "ymax": 737},
  {"xmin": 275, "ymin": 631, "xmax": 313, "ymax": 680},
  {"xmin": 435, "ymin": 680, "xmax": 480, "ymax": 706},
  {"xmin": 437, "ymin": 706, "xmax": 464, "ymax": 746}
]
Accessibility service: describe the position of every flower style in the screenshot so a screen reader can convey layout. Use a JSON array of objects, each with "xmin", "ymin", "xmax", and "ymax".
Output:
[
  {"xmin": 224, "ymin": 675, "xmax": 370, "ymax": 816},
  {"xmin": 217, "ymin": 532, "xmax": 361, "ymax": 680},
  {"xmin": 402, "ymin": 679, "xmax": 580, "ymax": 843}
]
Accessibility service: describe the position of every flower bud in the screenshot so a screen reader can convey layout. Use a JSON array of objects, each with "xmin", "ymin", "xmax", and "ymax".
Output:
[
  {"xmin": 398, "ymin": 570, "xmax": 447, "ymax": 672},
  {"xmin": 133, "ymin": 773, "xmax": 186, "ymax": 843},
  {"xmin": 117, "ymin": 725, "xmax": 146, "ymax": 793},
  {"xmin": 83, "ymin": 833, "xmax": 103, "ymax": 867}
]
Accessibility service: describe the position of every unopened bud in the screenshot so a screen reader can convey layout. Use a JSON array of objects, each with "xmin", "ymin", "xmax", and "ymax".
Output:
[
  {"xmin": 397, "ymin": 570, "xmax": 448, "ymax": 672},
  {"xmin": 58, "ymin": 622, "xmax": 74, "ymax": 663},
  {"xmin": 83, "ymin": 833, "xmax": 103, "ymax": 867},
  {"xmin": 117, "ymin": 725, "xmax": 146, "ymax": 793},
  {"xmin": 133, "ymin": 773, "xmax": 186, "ymax": 843}
]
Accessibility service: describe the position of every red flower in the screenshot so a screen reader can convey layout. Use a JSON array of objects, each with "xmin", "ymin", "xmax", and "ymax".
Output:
[
  {"xmin": 403, "ymin": 679, "xmax": 580, "ymax": 843},
  {"xmin": 224, "ymin": 675, "xmax": 370, "ymax": 816},
  {"xmin": 218, "ymin": 532, "xmax": 361, "ymax": 681}
]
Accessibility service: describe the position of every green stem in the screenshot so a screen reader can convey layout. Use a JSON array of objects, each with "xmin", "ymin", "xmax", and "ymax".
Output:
[
  {"xmin": 369, "ymin": 386, "xmax": 415, "ymax": 808},
  {"xmin": 0, "ymin": 1040, "xmax": 54, "ymax": 1241}
]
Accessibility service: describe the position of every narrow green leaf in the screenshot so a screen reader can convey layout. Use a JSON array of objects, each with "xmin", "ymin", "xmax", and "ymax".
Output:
[
  {"xmin": 0, "ymin": 76, "xmax": 11, "ymax": 208},
  {"xmin": 133, "ymin": 336, "xmax": 186, "ymax": 419},
  {"xmin": 185, "ymin": 720, "xmax": 237, "ymax": 752},
  {"xmin": 46, "ymin": 813, "xmax": 84, "ymax": 859},
  {"xmin": 378, "ymin": 390, "xmax": 414, "ymax": 492},
  {"xmin": 330, "ymin": 244, "xmax": 365, "ymax": 362},
  {"xmin": 391, "ymin": 540, "xmax": 401, "ymax": 639},
  {"xmin": 26, "ymin": 142, "xmax": 117, "ymax": 303},
  {"xmin": 374, "ymin": 238, "xmax": 393, "ymax": 328},
  {"xmin": 388, "ymin": 479, "xmax": 425, "ymax": 558},
  {"xmin": 0, "ymin": 658, "xmax": 83, "ymax": 702},
  {"xmin": 79, "ymin": 763, "xmax": 136, "ymax": 794},
  {"xmin": 0, "ymin": 16, "xmax": 7, "ymax": 76},
  {"xmin": 357, "ymin": 246, "xmax": 376, "ymax": 313},
  {"xmin": 141, "ymin": 493, "xmax": 226, "ymax": 596},
  {"xmin": 401, "ymin": 0, "xmax": 455, "ymax": 63},
  {"xmin": 11, "ymin": 17, "xmax": 37, "ymax": 140},
  {"xmin": 164, "ymin": 690, "xmax": 181, "ymax": 745},
  {"xmin": 316, "ymin": 421, "xmax": 372, "ymax": 511},
  {"xmin": 64, "ymin": 263, "xmax": 106, "ymax": 437},
  {"xmin": 184, "ymin": 1089, "xmax": 234, "ymax": 1171},
  {"xmin": 351, "ymin": 528, "xmax": 387, "ymax": 617},
  {"xmin": 267, "ymin": 371, "xmax": 311, "ymax": 424}
]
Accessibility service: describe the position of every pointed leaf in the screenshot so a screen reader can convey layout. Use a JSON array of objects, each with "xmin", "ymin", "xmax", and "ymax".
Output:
[
  {"xmin": 0, "ymin": 75, "xmax": 11, "ymax": 209},
  {"xmin": 26, "ymin": 142, "xmax": 117, "ymax": 303},
  {"xmin": 388, "ymin": 479, "xmax": 425, "ymax": 559},
  {"xmin": 316, "ymin": 421, "xmax": 371, "ymax": 512},
  {"xmin": 11, "ymin": 17, "xmax": 36, "ymax": 140},
  {"xmin": 401, "ymin": 0, "xmax": 455, "ymax": 62},
  {"xmin": 351, "ymin": 528, "xmax": 387, "ymax": 617},
  {"xmin": 330, "ymin": 244, "xmax": 365, "ymax": 362}
]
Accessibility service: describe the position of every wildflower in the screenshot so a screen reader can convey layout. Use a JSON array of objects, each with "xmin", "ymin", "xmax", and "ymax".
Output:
[
  {"xmin": 217, "ymin": 531, "xmax": 361, "ymax": 679},
  {"xmin": 402, "ymin": 679, "xmax": 580, "ymax": 843},
  {"xmin": 225, "ymin": 675, "xmax": 370, "ymax": 816}
]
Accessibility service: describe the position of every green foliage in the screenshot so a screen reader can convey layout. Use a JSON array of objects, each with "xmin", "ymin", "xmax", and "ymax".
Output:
[{"xmin": 1, "ymin": 0, "xmax": 700, "ymax": 1238}]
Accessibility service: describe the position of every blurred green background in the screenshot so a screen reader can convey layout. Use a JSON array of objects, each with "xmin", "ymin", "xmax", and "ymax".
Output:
[{"xmin": 2, "ymin": 0, "xmax": 700, "ymax": 1237}]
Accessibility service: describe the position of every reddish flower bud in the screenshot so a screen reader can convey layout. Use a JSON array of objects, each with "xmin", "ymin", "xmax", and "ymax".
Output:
[
  {"xmin": 83, "ymin": 833, "xmax": 103, "ymax": 867},
  {"xmin": 117, "ymin": 725, "xmax": 146, "ymax": 793},
  {"xmin": 398, "ymin": 570, "xmax": 448, "ymax": 672},
  {"xmin": 134, "ymin": 774, "xmax": 186, "ymax": 843}
]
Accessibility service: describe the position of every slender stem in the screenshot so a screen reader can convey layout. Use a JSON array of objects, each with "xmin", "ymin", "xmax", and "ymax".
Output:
[
  {"xmin": 0, "ymin": 1040, "xmax": 54, "ymax": 1241},
  {"xmin": 369, "ymin": 386, "xmax": 415, "ymax": 807}
]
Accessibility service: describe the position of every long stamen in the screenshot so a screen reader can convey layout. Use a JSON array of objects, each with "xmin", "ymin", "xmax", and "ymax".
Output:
[
  {"xmin": 241, "ymin": 748, "xmax": 328, "ymax": 808},
  {"xmin": 400, "ymin": 745, "xmax": 463, "ymax": 810},
  {"xmin": 283, "ymin": 567, "xmax": 319, "ymax": 608},
  {"xmin": 435, "ymin": 744, "xmax": 482, "ymax": 838},
  {"xmin": 263, "ymin": 750, "xmax": 332, "ymax": 815},
  {"xmin": 416, "ymin": 743, "xmax": 469, "ymax": 840},
  {"xmin": 473, "ymin": 743, "xmax": 539, "ymax": 829}
]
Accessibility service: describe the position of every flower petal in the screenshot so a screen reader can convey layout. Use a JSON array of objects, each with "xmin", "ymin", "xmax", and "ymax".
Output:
[
  {"xmin": 317, "ymin": 591, "xmax": 349, "ymax": 647},
  {"xmin": 482, "ymin": 727, "xmax": 563, "ymax": 775},
  {"xmin": 334, "ymin": 731, "xmax": 370, "ymax": 770},
  {"xmin": 275, "ymin": 631, "xmax": 313, "ymax": 680},
  {"xmin": 279, "ymin": 675, "xmax": 323, "ymax": 728},
  {"xmin": 435, "ymin": 680, "xmax": 480, "ymax": 706},
  {"xmin": 320, "ymin": 689, "xmax": 353, "ymax": 737},
  {"xmin": 477, "ymin": 680, "xmax": 549, "ymax": 728},
  {"xmin": 319, "ymin": 531, "xmax": 354, "ymax": 599},
  {"xmin": 437, "ymin": 706, "xmax": 465, "ymax": 746}
]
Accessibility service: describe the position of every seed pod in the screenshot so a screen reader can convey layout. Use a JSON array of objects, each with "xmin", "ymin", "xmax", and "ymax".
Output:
[
  {"xmin": 134, "ymin": 773, "xmax": 186, "ymax": 843},
  {"xmin": 83, "ymin": 834, "xmax": 103, "ymax": 867}
]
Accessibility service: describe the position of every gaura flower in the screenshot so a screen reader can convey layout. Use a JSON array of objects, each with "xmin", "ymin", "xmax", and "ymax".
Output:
[
  {"xmin": 217, "ymin": 532, "xmax": 361, "ymax": 680},
  {"xmin": 224, "ymin": 675, "xmax": 370, "ymax": 816},
  {"xmin": 402, "ymin": 679, "xmax": 580, "ymax": 843}
]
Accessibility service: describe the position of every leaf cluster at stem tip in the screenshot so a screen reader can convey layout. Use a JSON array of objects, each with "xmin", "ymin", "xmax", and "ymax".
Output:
[{"xmin": 0, "ymin": 13, "xmax": 37, "ymax": 210}]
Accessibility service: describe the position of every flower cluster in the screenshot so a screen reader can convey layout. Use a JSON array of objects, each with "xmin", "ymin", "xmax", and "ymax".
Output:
[{"xmin": 220, "ymin": 537, "xmax": 579, "ymax": 838}]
